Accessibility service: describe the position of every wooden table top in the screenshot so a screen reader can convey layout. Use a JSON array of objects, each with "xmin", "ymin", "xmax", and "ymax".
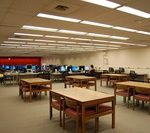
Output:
[
  {"xmin": 51, "ymin": 87, "xmax": 114, "ymax": 103},
  {"xmin": 66, "ymin": 75, "xmax": 96, "ymax": 80},
  {"xmin": 116, "ymin": 81, "xmax": 150, "ymax": 89},
  {"xmin": 21, "ymin": 78, "xmax": 50, "ymax": 84},
  {"xmin": 102, "ymin": 73, "xmax": 129, "ymax": 77}
]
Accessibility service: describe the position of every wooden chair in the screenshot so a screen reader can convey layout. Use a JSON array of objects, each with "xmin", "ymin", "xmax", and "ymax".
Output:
[
  {"xmin": 50, "ymin": 92, "xmax": 63, "ymax": 127},
  {"xmin": 64, "ymin": 78, "xmax": 73, "ymax": 88},
  {"xmin": 115, "ymin": 84, "xmax": 133, "ymax": 108},
  {"xmin": 97, "ymin": 103, "xmax": 114, "ymax": 130},
  {"xmin": 133, "ymin": 88, "xmax": 150, "ymax": 114},
  {"xmin": 100, "ymin": 75, "xmax": 108, "ymax": 86},
  {"xmin": 62, "ymin": 97, "xmax": 97, "ymax": 132},
  {"xmin": 20, "ymin": 82, "xmax": 30, "ymax": 100},
  {"xmin": 109, "ymin": 76, "xmax": 118, "ymax": 87}
]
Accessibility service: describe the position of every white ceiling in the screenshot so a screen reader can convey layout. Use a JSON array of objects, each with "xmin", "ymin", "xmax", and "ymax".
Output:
[{"xmin": 0, "ymin": 0, "xmax": 150, "ymax": 57}]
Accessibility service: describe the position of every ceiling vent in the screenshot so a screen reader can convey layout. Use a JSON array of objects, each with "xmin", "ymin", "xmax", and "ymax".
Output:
[
  {"xmin": 55, "ymin": 5, "xmax": 69, "ymax": 11},
  {"xmin": 45, "ymin": 1, "xmax": 80, "ymax": 14}
]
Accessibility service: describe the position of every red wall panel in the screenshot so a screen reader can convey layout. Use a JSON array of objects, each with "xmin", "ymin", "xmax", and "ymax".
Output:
[{"xmin": 0, "ymin": 57, "xmax": 41, "ymax": 66}]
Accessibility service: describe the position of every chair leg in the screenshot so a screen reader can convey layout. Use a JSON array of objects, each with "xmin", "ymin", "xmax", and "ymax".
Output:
[
  {"xmin": 95, "ymin": 117, "xmax": 99, "ymax": 131},
  {"xmin": 50, "ymin": 107, "xmax": 52, "ymax": 120},
  {"xmin": 60, "ymin": 110, "xmax": 62, "ymax": 127},
  {"xmin": 123, "ymin": 96, "xmax": 126, "ymax": 103},
  {"xmin": 133, "ymin": 97, "xmax": 135, "ymax": 110},
  {"xmin": 63, "ymin": 112, "xmax": 65, "ymax": 129},
  {"xmin": 149, "ymin": 102, "xmax": 150, "ymax": 115},
  {"xmin": 142, "ymin": 101, "xmax": 144, "ymax": 108}
]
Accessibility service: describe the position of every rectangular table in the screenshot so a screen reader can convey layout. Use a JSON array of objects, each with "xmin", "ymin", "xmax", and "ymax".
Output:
[
  {"xmin": 65, "ymin": 75, "xmax": 97, "ymax": 91},
  {"xmin": 101, "ymin": 73, "xmax": 129, "ymax": 87},
  {"xmin": 50, "ymin": 87, "xmax": 115, "ymax": 133},
  {"xmin": 21, "ymin": 78, "xmax": 52, "ymax": 102},
  {"xmin": 115, "ymin": 81, "xmax": 150, "ymax": 103}
]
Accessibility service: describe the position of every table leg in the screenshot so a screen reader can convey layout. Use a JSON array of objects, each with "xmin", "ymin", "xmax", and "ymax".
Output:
[
  {"xmin": 29, "ymin": 85, "xmax": 32, "ymax": 102},
  {"xmin": 112, "ymin": 99, "xmax": 115, "ymax": 128},
  {"xmin": 95, "ymin": 80, "xmax": 97, "ymax": 91},
  {"xmin": 81, "ymin": 105, "xmax": 85, "ymax": 133}
]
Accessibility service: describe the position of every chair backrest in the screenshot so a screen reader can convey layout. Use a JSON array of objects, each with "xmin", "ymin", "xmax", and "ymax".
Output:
[
  {"xmin": 51, "ymin": 92, "xmax": 61, "ymax": 101},
  {"xmin": 116, "ymin": 84, "xmax": 128, "ymax": 90},
  {"xmin": 135, "ymin": 88, "xmax": 150, "ymax": 95},
  {"xmin": 109, "ymin": 67, "xmax": 114, "ymax": 73},
  {"xmin": 65, "ymin": 98, "xmax": 79, "ymax": 110}
]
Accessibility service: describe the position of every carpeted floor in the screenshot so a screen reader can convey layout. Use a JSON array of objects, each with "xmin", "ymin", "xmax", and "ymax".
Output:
[{"xmin": 0, "ymin": 81, "xmax": 150, "ymax": 133}]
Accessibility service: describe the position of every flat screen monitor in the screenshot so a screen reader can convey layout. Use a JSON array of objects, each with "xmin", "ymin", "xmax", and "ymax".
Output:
[
  {"xmin": 79, "ymin": 66, "xmax": 85, "ymax": 71},
  {"xmin": 32, "ymin": 65, "xmax": 36, "ymax": 71},
  {"xmin": 84, "ymin": 66, "xmax": 90, "ymax": 71},
  {"xmin": 10, "ymin": 66, "xmax": 16, "ymax": 70},
  {"xmin": 4, "ymin": 65, "xmax": 10, "ymax": 70},
  {"xmin": 60, "ymin": 66, "xmax": 66, "ymax": 72},
  {"xmin": 26, "ymin": 64, "xmax": 32, "ymax": 69},
  {"xmin": 71, "ymin": 66, "xmax": 79, "ymax": 72},
  {"xmin": 119, "ymin": 67, "xmax": 125, "ymax": 73}
]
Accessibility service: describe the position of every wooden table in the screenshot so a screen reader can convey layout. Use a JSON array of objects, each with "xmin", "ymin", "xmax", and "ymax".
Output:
[
  {"xmin": 50, "ymin": 87, "xmax": 115, "ymax": 133},
  {"xmin": 115, "ymin": 81, "xmax": 150, "ymax": 103},
  {"xmin": 101, "ymin": 74, "xmax": 129, "ymax": 86},
  {"xmin": 65, "ymin": 75, "xmax": 97, "ymax": 91},
  {"xmin": 21, "ymin": 78, "xmax": 52, "ymax": 102}
]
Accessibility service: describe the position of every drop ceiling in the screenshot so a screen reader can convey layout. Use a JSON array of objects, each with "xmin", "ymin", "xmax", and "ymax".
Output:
[{"xmin": 0, "ymin": 0, "xmax": 150, "ymax": 57}]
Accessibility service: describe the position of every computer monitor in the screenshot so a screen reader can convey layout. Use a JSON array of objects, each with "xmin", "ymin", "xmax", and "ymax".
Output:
[
  {"xmin": 10, "ymin": 65, "xmax": 16, "ymax": 70},
  {"xmin": 71, "ymin": 66, "xmax": 79, "ymax": 72},
  {"xmin": 32, "ymin": 65, "xmax": 36, "ymax": 71},
  {"xmin": 109, "ymin": 67, "xmax": 114, "ymax": 73},
  {"xmin": 119, "ymin": 67, "xmax": 125, "ymax": 73},
  {"xmin": 59, "ymin": 66, "xmax": 66, "ymax": 72},
  {"xmin": 79, "ymin": 66, "xmax": 85, "ymax": 71},
  {"xmin": 26, "ymin": 64, "xmax": 32, "ymax": 69},
  {"xmin": 84, "ymin": 66, "xmax": 90, "ymax": 71},
  {"xmin": 4, "ymin": 65, "xmax": 10, "ymax": 70}
]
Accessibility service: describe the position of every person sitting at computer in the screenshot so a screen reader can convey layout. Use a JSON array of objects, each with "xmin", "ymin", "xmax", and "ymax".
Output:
[
  {"xmin": 85, "ymin": 65, "xmax": 95, "ymax": 77},
  {"xmin": 89, "ymin": 64, "xmax": 95, "ymax": 74}
]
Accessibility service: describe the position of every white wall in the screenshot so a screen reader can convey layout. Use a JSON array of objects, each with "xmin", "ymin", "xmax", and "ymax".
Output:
[
  {"xmin": 42, "ymin": 47, "xmax": 150, "ymax": 76},
  {"xmin": 41, "ymin": 55, "xmax": 62, "ymax": 65},
  {"xmin": 62, "ymin": 47, "xmax": 150, "ymax": 76}
]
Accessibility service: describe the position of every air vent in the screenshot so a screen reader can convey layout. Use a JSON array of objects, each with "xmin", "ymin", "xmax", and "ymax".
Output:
[
  {"xmin": 55, "ymin": 5, "xmax": 69, "ymax": 11},
  {"xmin": 45, "ymin": 1, "xmax": 80, "ymax": 14}
]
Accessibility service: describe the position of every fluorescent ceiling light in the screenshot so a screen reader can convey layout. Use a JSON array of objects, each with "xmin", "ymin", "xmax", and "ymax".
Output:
[
  {"xmin": 0, "ymin": 46, "xmax": 16, "ymax": 48},
  {"xmin": 27, "ymin": 42, "xmax": 46, "ymax": 45},
  {"xmin": 35, "ymin": 39, "xmax": 56, "ymax": 43},
  {"xmin": 113, "ymin": 26, "xmax": 137, "ymax": 32},
  {"xmin": 48, "ymin": 43, "xmax": 65, "ymax": 46},
  {"xmin": 87, "ymin": 33, "xmax": 110, "ymax": 38},
  {"xmin": 81, "ymin": 21, "xmax": 113, "ymax": 28},
  {"xmin": 45, "ymin": 35, "xmax": 69, "ymax": 39},
  {"xmin": 81, "ymin": 0, "xmax": 120, "ymax": 9},
  {"xmin": 37, "ymin": 13, "xmax": 81, "ymax": 23},
  {"xmin": 8, "ymin": 38, "xmax": 33, "ymax": 41},
  {"xmin": 136, "ymin": 44, "xmax": 147, "ymax": 47},
  {"xmin": 92, "ymin": 39, "xmax": 109, "ymax": 43},
  {"xmin": 21, "ymin": 45, "xmax": 38, "ymax": 47},
  {"xmin": 4, "ymin": 41, "xmax": 26, "ymax": 44},
  {"xmin": 70, "ymin": 37, "xmax": 91, "ymax": 41},
  {"xmin": 58, "ymin": 30, "xmax": 87, "ymax": 35},
  {"xmin": 14, "ymin": 33, "xmax": 43, "ymax": 37},
  {"xmin": 77, "ymin": 42, "xmax": 93, "ymax": 45},
  {"xmin": 117, "ymin": 6, "xmax": 150, "ymax": 18},
  {"xmin": 40, "ymin": 46, "xmax": 56, "ymax": 48},
  {"xmin": 136, "ymin": 31, "xmax": 150, "ymax": 35},
  {"xmin": 1, "ymin": 44, "xmax": 20, "ymax": 47},
  {"xmin": 22, "ymin": 25, "xmax": 58, "ymax": 32},
  {"xmin": 57, "ymin": 41, "xmax": 76, "ymax": 44},
  {"xmin": 110, "ymin": 36, "xmax": 129, "ymax": 40},
  {"xmin": 108, "ymin": 47, "xmax": 119, "ymax": 50}
]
